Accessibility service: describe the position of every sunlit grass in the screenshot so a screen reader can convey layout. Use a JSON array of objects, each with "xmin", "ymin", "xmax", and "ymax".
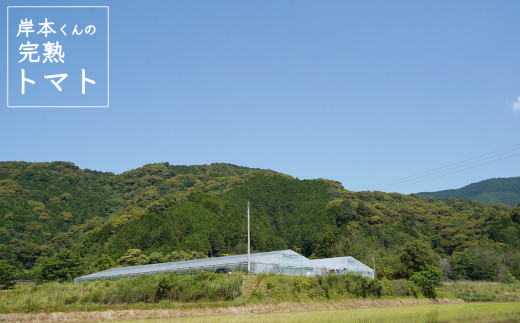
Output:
[
  {"xmin": 0, "ymin": 279, "xmax": 518, "ymax": 314},
  {"xmin": 438, "ymin": 281, "xmax": 520, "ymax": 302},
  {"xmin": 114, "ymin": 303, "xmax": 520, "ymax": 323}
]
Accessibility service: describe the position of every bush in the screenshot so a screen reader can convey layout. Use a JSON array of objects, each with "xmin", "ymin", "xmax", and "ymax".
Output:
[
  {"xmin": 456, "ymin": 292, "xmax": 497, "ymax": 302},
  {"xmin": 38, "ymin": 250, "xmax": 82, "ymax": 282},
  {"xmin": 381, "ymin": 279, "xmax": 419, "ymax": 297},
  {"xmin": 113, "ymin": 274, "xmax": 158, "ymax": 303},
  {"xmin": 0, "ymin": 261, "xmax": 17, "ymax": 289},
  {"xmin": 400, "ymin": 240, "xmax": 440, "ymax": 278},
  {"xmin": 157, "ymin": 272, "xmax": 242, "ymax": 302},
  {"xmin": 258, "ymin": 273, "xmax": 383, "ymax": 301},
  {"xmin": 410, "ymin": 265, "xmax": 442, "ymax": 298},
  {"xmin": 504, "ymin": 273, "xmax": 517, "ymax": 284}
]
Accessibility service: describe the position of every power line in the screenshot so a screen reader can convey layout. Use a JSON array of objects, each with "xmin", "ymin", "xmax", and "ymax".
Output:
[
  {"xmin": 377, "ymin": 143, "xmax": 520, "ymax": 191},
  {"xmin": 377, "ymin": 143, "xmax": 520, "ymax": 187},
  {"xmin": 379, "ymin": 146, "xmax": 520, "ymax": 189},
  {"xmin": 385, "ymin": 151, "xmax": 520, "ymax": 191}
]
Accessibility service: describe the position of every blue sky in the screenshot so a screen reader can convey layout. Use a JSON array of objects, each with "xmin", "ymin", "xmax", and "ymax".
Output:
[{"xmin": 1, "ymin": 0, "xmax": 519, "ymax": 194}]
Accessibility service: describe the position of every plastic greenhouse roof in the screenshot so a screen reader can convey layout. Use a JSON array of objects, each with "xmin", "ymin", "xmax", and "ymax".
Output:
[
  {"xmin": 75, "ymin": 249, "xmax": 308, "ymax": 282},
  {"xmin": 310, "ymin": 256, "xmax": 374, "ymax": 272}
]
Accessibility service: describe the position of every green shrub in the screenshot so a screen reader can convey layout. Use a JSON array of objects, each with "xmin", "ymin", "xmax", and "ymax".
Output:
[
  {"xmin": 0, "ymin": 261, "xmax": 17, "ymax": 289},
  {"xmin": 410, "ymin": 266, "xmax": 442, "ymax": 298},
  {"xmin": 157, "ymin": 272, "xmax": 242, "ymax": 302},
  {"xmin": 38, "ymin": 250, "xmax": 82, "ymax": 283},
  {"xmin": 456, "ymin": 292, "xmax": 497, "ymax": 302},
  {"xmin": 63, "ymin": 294, "xmax": 79, "ymax": 305},
  {"xmin": 257, "ymin": 274, "xmax": 384, "ymax": 301},
  {"xmin": 504, "ymin": 273, "xmax": 517, "ymax": 284},
  {"xmin": 83, "ymin": 289, "xmax": 104, "ymax": 303},
  {"xmin": 381, "ymin": 279, "xmax": 419, "ymax": 297},
  {"xmin": 113, "ymin": 275, "xmax": 158, "ymax": 303}
]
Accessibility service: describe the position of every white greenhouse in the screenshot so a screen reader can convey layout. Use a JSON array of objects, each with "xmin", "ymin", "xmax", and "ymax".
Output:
[
  {"xmin": 74, "ymin": 250, "xmax": 374, "ymax": 283},
  {"xmin": 310, "ymin": 256, "xmax": 375, "ymax": 278}
]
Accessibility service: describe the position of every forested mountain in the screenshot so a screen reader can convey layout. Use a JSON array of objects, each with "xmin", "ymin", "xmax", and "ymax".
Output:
[
  {"xmin": 418, "ymin": 177, "xmax": 520, "ymax": 207},
  {"xmin": 1, "ymin": 161, "xmax": 520, "ymax": 283}
]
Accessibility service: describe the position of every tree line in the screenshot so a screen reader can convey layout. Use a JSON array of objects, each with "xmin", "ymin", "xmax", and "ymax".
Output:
[{"xmin": 0, "ymin": 161, "xmax": 519, "ymax": 287}]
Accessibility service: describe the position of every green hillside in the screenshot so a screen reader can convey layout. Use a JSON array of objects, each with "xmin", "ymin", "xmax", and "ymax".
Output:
[
  {"xmin": 1, "ymin": 161, "xmax": 520, "ymax": 284},
  {"xmin": 418, "ymin": 177, "xmax": 520, "ymax": 207}
]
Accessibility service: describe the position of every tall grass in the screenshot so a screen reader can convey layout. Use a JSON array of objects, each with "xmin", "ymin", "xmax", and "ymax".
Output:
[
  {"xmin": 157, "ymin": 272, "xmax": 242, "ymax": 302},
  {"xmin": 437, "ymin": 280, "xmax": 520, "ymax": 302},
  {"xmin": 0, "ymin": 275, "xmax": 518, "ymax": 314},
  {"xmin": 252, "ymin": 273, "xmax": 416, "ymax": 302},
  {"xmin": 0, "ymin": 273, "xmax": 243, "ymax": 313}
]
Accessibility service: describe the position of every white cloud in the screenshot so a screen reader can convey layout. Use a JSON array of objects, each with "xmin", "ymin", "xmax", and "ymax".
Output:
[{"xmin": 514, "ymin": 97, "xmax": 520, "ymax": 114}]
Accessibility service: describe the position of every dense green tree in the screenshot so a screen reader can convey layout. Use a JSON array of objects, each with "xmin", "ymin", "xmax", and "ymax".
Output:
[
  {"xmin": 0, "ymin": 261, "xmax": 17, "ymax": 289},
  {"xmin": 38, "ymin": 250, "xmax": 82, "ymax": 282},
  {"xmin": 400, "ymin": 240, "xmax": 440, "ymax": 278},
  {"xmin": 90, "ymin": 254, "xmax": 115, "ymax": 272},
  {"xmin": 117, "ymin": 249, "xmax": 148, "ymax": 267},
  {"xmin": 512, "ymin": 205, "xmax": 520, "ymax": 224},
  {"xmin": 168, "ymin": 250, "xmax": 207, "ymax": 262},
  {"xmin": 410, "ymin": 265, "xmax": 442, "ymax": 298},
  {"xmin": 147, "ymin": 252, "xmax": 167, "ymax": 264},
  {"xmin": 449, "ymin": 247, "xmax": 501, "ymax": 281},
  {"xmin": 331, "ymin": 199, "xmax": 358, "ymax": 225},
  {"xmin": 209, "ymin": 230, "xmax": 226, "ymax": 256},
  {"xmin": 311, "ymin": 232, "xmax": 338, "ymax": 259}
]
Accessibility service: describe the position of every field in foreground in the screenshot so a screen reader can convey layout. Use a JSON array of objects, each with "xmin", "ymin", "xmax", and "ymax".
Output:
[
  {"xmin": 1, "ymin": 276, "xmax": 520, "ymax": 321},
  {"xmin": 1, "ymin": 302, "xmax": 519, "ymax": 323},
  {"xmin": 1, "ymin": 276, "xmax": 519, "ymax": 322},
  {"xmin": 1, "ymin": 274, "xmax": 519, "ymax": 314},
  {"xmin": 174, "ymin": 303, "xmax": 520, "ymax": 323}
]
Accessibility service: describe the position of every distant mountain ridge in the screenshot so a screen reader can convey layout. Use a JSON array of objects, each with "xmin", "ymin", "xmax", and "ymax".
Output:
[{"xmin": 417, "ymin": 177, "xmax": 520, "ymax": 206}]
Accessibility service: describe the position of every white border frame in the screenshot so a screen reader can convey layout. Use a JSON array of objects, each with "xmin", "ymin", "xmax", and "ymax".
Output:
[{"xmin": 6, "ymin": 6, "xmax": 109, "ymax": 108}]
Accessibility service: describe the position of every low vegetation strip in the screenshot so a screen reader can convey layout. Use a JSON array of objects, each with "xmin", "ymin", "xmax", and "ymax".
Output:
[
  {"xmin": 437, "ymin": 280, "xmax": 520, "ymax": 302},
  {"xmin": 1, "ymin": 275, "xmax": 519, "ymax": 314},
  {"xmin": 180, "ymin": 303, "xmax": 520, "ymax": 323},
  {"xmin": 0, "ymin": 273, "xmax": 435, "ymax": 314},
  {"xmin": 1, "ymin": 274, "xmax": 519, "ymax": 322},
  {"xmin": 0, "ymin": 298, "xmax": 463, "ymax": 322}
]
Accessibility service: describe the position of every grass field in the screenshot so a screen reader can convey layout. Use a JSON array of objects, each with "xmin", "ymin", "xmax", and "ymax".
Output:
[
  {"xmin": 1, "ymin": 300, "xmax": 519, "ymax": 322},
  {"xmin": 0, "ymin": 278, "xmax": 519, "ymax": 314},
  {"xmin": 119, "ymin": 303, "xmax": 520, "ymax": 323},
  {"xmin": 437, "ymin": 281, "xmax": 520, "ymax": 302},
  {"xmin": 1, "ymin": 278, "xmax": 519, "ymax": 323}
]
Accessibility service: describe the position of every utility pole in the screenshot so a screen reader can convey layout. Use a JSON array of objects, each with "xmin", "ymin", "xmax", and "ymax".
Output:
[
  {"xmin": 372, "ymin": 255, "xmax": 376, "ymax": 279},
  {"xmin": 247, "ymin": 201, "xmax": 251, "ymax": 274}
]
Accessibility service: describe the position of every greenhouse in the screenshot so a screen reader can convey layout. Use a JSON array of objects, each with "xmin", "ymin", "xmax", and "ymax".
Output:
[
  {"xmin": 74, "ymin": 249, "xmax": 314, "ymax": 283},
  {"xmin": 311, "ymin": 256, "xmax": 375, "ymax": 278},
  {"xmin": 74, "ymin": 250, "xmax": 374, "ymax": 283}
]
